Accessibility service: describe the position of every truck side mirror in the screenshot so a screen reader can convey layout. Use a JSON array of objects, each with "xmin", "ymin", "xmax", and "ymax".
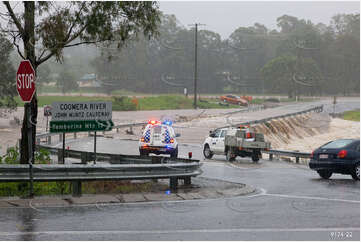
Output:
[{"xmin": 209, "ymin": 132, "xmax": 215, "ymax": 138}]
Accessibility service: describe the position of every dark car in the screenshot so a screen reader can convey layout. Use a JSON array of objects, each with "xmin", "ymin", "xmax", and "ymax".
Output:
[{"xmin": 309, "ymin": 139, "xmax": 360, "ymax": 180}]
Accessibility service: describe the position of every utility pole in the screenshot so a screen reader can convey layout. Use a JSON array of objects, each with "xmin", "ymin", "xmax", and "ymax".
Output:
[
  {"xmin": 189, "ymin": 23, "xmax": 205, "ymax": 109},
  {"xmin": 194, "ymin": 23, "xmax": 198, "ymax": 109}
]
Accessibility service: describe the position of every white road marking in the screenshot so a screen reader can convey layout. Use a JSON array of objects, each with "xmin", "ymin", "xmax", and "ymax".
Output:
[
  {"xmin": 28, "ymin": 200, "xmax": 48, "ymax": 213},
  {"xmin": 265, "ymin": 193, "xmax": 360, "ymax": 204},
  {"xmin": 226, "ymin": 162, "xmax": 261, "ymax": 170},
  {"xmin": 1, "ymin": 227, "xmax": 359, "ymax": 237},
  {"xmin": 203, "ymin": 162, "xmax": 235, "ymax": 168},
  {"xmin": 245, "ymin": 188, "xmax": 267, "ymax": 198}
]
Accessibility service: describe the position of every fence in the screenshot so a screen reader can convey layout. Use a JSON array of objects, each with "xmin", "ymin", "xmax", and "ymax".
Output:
[
  {"xmin": 263, "ymin": 149, "xmax": 311, "ymax": 164},
  {"xmin": 218, "ymin": 105, "xmax": 323, "ymax": 129}
]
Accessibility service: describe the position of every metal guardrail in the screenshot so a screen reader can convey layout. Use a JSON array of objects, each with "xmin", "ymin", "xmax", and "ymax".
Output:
[
  {"xmin": 218, "ymin": 105, "xmax": 323, "ymax": 129},
  {"xmin": 0, "ymin": 163, "xmax": 202, "ymax": 182},
  {"xmin": 263, "ymin": 149, "xmax": 311, "ymax": 163},
  {"xmin": 113, "ymin": 122, "xmax": 147, "ymax": 129},
  {"xmin": 0, "ymin": 162, "xmax": 202, "ymax": 196},
  {"xmin": 223, "ymin": 104, "xmax": 265, "ymax": 115}
]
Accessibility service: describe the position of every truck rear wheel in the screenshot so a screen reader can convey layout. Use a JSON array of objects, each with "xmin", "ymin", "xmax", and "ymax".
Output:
[
  {"xmin": 251, "ymin": 151, "xmax": 260, "ymax": 162},
  {"xmin": 226, "ymin": 149, "xmax": 235, "ymax": 162}
]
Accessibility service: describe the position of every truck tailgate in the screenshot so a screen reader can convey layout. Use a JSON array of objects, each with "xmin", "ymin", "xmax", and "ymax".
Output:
[{"xmin": 238, "ymin": 140, "xmax": 270, "ymax": 149}]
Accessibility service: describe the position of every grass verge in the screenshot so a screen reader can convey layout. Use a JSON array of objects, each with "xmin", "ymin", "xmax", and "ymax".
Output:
[
  {"xmin": 0, "ymin": 180, "xmax": 166, "ymax": 197},
  {"xmin": 343, "ymin": 110, "xmax": 360, "ymax": 122}
]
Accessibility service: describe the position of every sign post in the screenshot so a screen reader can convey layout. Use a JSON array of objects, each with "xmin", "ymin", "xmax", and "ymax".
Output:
[
  {"xmin": 44, "ymin": 105, "xmax": 52, "ymax": 132},
  {"xmin": 49, "ymin": 101, "xmax": 113, "ymax": 164},
  {"xmin": 17, "ymin": 60, "xmax": 36, "ymax": 198}
]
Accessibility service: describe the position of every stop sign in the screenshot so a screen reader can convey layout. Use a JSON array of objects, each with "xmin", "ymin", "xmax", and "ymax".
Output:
[{"xmin": 17, "ymin": 60, "xmax": 36, "ymax": 102}]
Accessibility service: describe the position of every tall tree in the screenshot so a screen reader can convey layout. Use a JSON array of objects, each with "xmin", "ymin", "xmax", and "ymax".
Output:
[
  {"xmin": 1, "ymin": 1, "xmax": 160, "ymax": 164},
  {"xmin": 261, "ymin": 55, "xmax": 322, "ymax": 98}
]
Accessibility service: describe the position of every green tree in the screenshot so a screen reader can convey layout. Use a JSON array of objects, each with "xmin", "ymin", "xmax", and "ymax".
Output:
[
  {"xmin": 0, "ymin": 34, "xmax": 16, "ymax": 112},
  {"xmin": 1, "ymin": 1, "xmax": 161, "ymax": 164},
  {"xmin": 326, "ymin": 14, "xmax": 360, "ymax": 95},
  {"xmin": 261, "ymin": 55, "xmax": 323, "ymax": 98}
]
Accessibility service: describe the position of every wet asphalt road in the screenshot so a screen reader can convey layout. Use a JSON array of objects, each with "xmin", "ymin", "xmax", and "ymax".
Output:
[{"xmin": 1, "ymin": 138, "xmax": 360, "ymax": 240}]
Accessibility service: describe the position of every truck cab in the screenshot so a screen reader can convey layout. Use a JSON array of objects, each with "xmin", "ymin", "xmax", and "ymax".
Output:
[{"xmin": 203, "ymin": 128, "xmax": 229, "ymax": 156}]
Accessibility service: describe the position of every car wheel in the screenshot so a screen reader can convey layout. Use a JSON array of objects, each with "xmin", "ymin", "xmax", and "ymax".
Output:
[
  {"xmin": 351, "ymin": 163, "xmax": 360, "ymax": 181},
  {"xmin": 226, "ymin": 149, "xmax": 235, "ymax": 162},
  {"xmin": 203, "ymin": 144, "xmax": 213, "ymax": 159},
  {"xmin": 170, "ymin": 147, "xmax": 178, "ymax": 158},
  {"xmin": 317, "ymin": 170, "xmax": 332, "ymax": 179},
  {"xmin": 139, "ymin": 149, "xmax": 148, "ymax": 157}
]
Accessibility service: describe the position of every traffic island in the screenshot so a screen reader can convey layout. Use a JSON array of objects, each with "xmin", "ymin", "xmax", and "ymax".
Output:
[{"xmin": 0, "ymin": 177, "xmax": 255, "ymax": 208}]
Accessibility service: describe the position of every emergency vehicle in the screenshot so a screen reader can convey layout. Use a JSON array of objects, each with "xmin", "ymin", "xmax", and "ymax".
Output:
[{"xmin": 139, "ymin": 120, "xmax": 179, "ymax": 158}]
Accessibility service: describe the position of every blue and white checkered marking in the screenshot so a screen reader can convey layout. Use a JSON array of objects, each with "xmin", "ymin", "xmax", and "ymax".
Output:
[
  {"xmin": 144, "ymin": 129, "xmax": 151, "ymax": 142},
  {"xmin": 164, "ymin": 129, "xmax": 170, "ymax": 143}
]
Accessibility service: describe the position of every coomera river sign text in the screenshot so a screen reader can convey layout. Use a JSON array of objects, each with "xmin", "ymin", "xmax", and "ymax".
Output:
[{"xmin": 50, "ymin": 101, "xmax": 113, "ymax": 133}]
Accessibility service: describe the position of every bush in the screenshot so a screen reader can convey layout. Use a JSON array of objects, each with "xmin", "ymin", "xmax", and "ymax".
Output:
[
  {"xmin": 2, "ymin": 146, "xmax": 19, "ymax": 164},
  {"xmin": 35, "ymin": 148, "xmax": 51, "ymax": 164},
  {"xmin": 0, "ymin": 146, "xmax": 51, "ymax": 165},
  {"xmin": 112, "ymin": 96, "xmax": 137, "ymax": 111}
]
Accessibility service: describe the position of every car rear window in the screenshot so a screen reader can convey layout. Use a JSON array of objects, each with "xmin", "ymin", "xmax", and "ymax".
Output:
[{"xmin": 321, "ymin": 139, "xmax": 354, "ymax": 149}]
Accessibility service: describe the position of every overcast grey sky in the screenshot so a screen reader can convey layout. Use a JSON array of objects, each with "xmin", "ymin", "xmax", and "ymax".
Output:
[{"xmin": 159, "ymin": 1, "xmax": 360, "ymax": 39}]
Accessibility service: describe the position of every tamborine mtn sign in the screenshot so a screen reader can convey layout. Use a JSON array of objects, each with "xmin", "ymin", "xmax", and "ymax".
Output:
[{"xmin": 50, "ymin": 101, "xmax": 114, "ymax": 133}]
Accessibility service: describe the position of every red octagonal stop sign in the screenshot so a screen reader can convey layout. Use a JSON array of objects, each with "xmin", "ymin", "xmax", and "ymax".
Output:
[{"xmin": 17, "ymin": 60, "xmax": 36, "ymax": 102}]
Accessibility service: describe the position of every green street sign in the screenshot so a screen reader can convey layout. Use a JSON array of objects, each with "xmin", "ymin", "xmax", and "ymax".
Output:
[{"xmin": 50, "ymin": 120, "xmax": 114, "ymax": 133}]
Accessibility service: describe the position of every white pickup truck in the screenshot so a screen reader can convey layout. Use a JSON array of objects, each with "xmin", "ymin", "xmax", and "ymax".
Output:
[{"xmin": 202, "ymin": 126, "xmax": 271, "ymax": 162}]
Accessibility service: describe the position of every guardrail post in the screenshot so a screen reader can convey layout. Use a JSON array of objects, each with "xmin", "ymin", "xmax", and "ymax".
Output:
[
  {"xmin": 47, "ymin": 136, "xmax": 51, "ymax": 145},
  {"xmin": 81, "ymin": 153, "xmax": 87, "ymax": 164},
  {"xmin": 296, "ymin": 157, "xmax": 299, "ymax": 164},
  {"xmin": 269, "ymin": 154, "xmax": 273, "ymax": 161},
  {"xmin": 116, "ymin": 128, "xmax": 119, "ymax": 133},
  {"xmin": 74, "ymin": 133, "xmax": 77, "ymax": 139},
  {"xmin": 58, "ymin": 150, "xmax": 64, "ymax": 164},
  {"xmin": 72, "ymin": 181, "xmax": 82, "ymax": 197},
  {"xmin": 59, "ymin": 134, "xmax": 63, "ymax": 142},
  {"xmin": 170, "ymin": 177, "xmax": 178, "ymax": 191}
]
